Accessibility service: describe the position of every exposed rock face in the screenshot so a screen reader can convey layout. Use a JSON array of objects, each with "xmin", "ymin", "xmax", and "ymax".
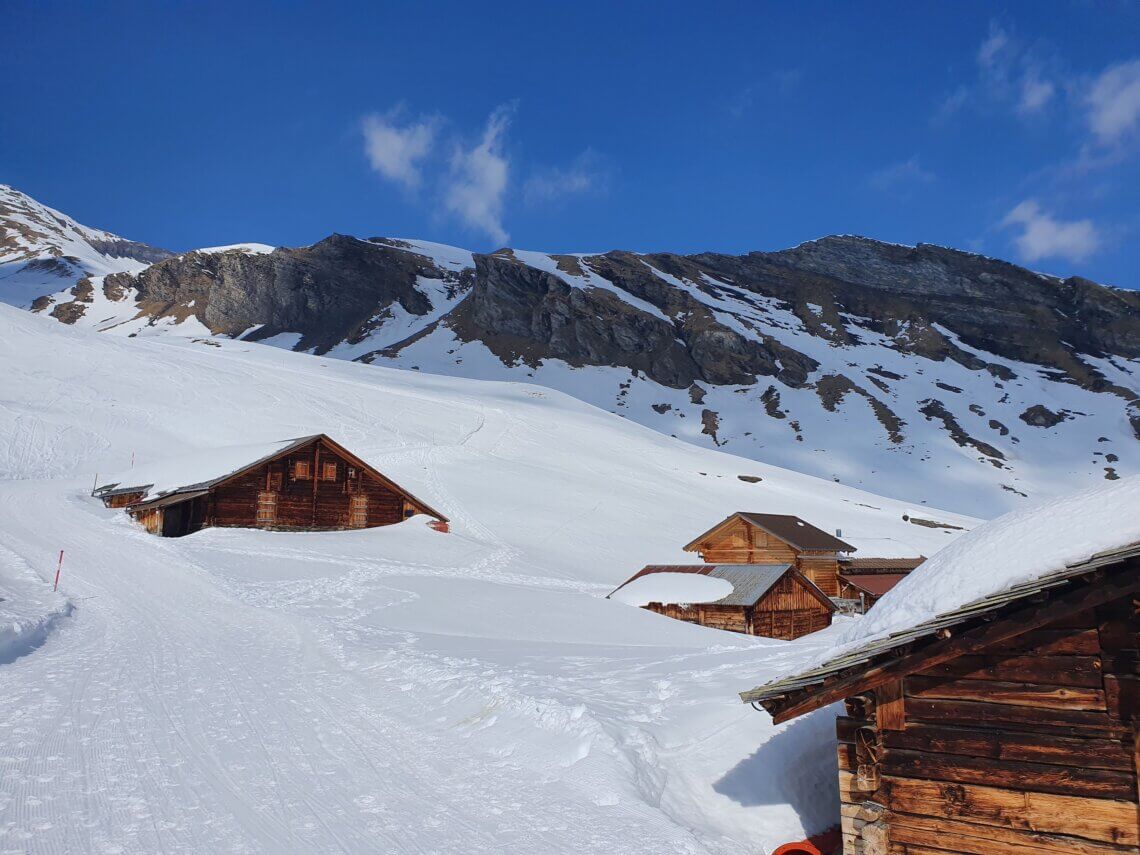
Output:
[
  {"xmin": 0, "ymin": 184, "xmax": 170, "ymax": 308},
  {"xmin": 23, "ymin": 207, "xmax": 1140, "ymax": 514},
  {"xmin": 1019, "ymin": 405, "xmax": 1070, "ymax": 428},
  {"xmin": 103, "ymin": 236, "xmax": 471, "ymax": 352},
  {"xmin": 49, "ymin": 231, "xmax": 1138, "ymax": 404}
]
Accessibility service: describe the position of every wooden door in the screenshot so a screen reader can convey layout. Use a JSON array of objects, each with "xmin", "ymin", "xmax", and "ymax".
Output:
[
  {"xmin": 256, "ymin": 491, "xmax": 277, "ymax": 526},
  {"xmin": 349, "ymin": 495, "xmax": 368, "ymax": 528}
]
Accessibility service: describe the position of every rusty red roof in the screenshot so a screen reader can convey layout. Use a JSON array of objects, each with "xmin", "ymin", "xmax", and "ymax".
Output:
[
  {"xmin": 841, "ymin": 557, "xmax": 925, "ymax": 573},
  {"xmin": 839, "ymin": 573, "xmax": 910, "ymax": 597}
]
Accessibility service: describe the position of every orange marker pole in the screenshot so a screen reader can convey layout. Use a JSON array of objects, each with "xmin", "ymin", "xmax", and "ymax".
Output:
[{"xmin": 53, "ymin": 550, "xmax": 64, "ymax": 592}]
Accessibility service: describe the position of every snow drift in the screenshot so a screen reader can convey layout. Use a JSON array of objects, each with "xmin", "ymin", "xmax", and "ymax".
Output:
[{"xmin": 0, "ymin": 301, "xmax": 975, "ymax": 853}]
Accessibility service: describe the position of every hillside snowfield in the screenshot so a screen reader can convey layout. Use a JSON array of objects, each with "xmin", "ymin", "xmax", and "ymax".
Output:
[
  {"xmin": 35, "ymin": 229, "xmax": 1140, "ymax": 519},
  {"xmin": 0, "ymin": 304, "xmax": 974, "ymax": 854}
]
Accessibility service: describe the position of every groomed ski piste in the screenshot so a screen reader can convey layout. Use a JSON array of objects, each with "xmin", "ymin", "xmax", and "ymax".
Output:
[{"xmin": 0, "ymin": 302, "xmax": 978, "ymax": 854}]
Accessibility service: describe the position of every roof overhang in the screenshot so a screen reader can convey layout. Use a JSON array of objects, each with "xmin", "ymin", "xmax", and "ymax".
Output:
[
  {"xmin": 741, "ymin": 542, "xmax": 1140, "ymax": 724},
  {"xmin": 682, "ymin": 512, "xmax": 856, "ymax": 553},
  {"xmin": 838, "ymin": 573, "xmax": 910, "ymax": 597},
  {"xmin": 129, "ymin": 489, "xmax": 210, "ymax": 513},
  {"xmin": 102, "ymin": 434, "xmax": 449, "ymax": 524}
]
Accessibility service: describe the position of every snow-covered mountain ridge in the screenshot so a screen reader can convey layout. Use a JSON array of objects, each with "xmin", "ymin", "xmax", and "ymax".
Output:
[
  {"xmin": 0, "ymin": 184, "xmax": 170, "ymax": 308},
  {"xmin": 8, "ymin": 183, "xmax": 1139, "ymax": 516}
]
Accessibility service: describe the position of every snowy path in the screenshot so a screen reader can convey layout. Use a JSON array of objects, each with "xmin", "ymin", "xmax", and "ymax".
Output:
[
  {"xmin": 0, "ymin": 483, "xmax": 736, "ymax": 854},
  {"xmin": 0, "ymin": 305, "xmax": 973, "ymax": 853}
]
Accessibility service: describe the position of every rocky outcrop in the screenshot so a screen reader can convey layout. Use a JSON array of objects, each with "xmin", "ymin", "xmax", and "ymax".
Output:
[
  {"xmin": 104, "ymin": 236, "xmax": 471, "ymax": 352},
  {"xmin": 35, "ymin": 226, "xmax": 1140, "ymax": 511},
  {"xmin": 1019, "ymin": 405, "xmax": 1070, "ymax": 428}
]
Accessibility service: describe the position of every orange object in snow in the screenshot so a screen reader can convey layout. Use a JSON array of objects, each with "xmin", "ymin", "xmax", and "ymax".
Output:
[
  {"xmin": 428, "ymin": 520, "xmax": 450, "ymax": 533},
  {"xmin": 772, "ymin": 843, "xmax": 822, "ymax": 855}
]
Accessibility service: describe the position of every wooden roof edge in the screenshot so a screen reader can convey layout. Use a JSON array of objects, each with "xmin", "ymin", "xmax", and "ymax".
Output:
[
  {"xmin": 681, "ymin": 513, "xmax": 743, "ymax": 551},
  {"xmin": 311, "ymin": 434, "xmax": 449, "ymax": 523},
  {"xmin": 742, "ymin": 513, "xmax": 856, "ymax": 553},
  {"xmin": 128, "ymin": 489, "xmax": 211, "ymax": 513},
  {"xmin": 155, "ymin": 433, "xmax": 448, "ymax": 523},
  {"xmin": 682, "ymin": 512, "xmax": 856, "ymax": 553},
  {"xmin": 93, "ymin": 434, "xmax": 450, "ymax": 522},
  {"xmin": 739, "ymin": 545, "xmax": 1140, "ymax": 720},
  {"xmin": 788, "ymin": 570, "xmax": 839, "ymax": 613}
]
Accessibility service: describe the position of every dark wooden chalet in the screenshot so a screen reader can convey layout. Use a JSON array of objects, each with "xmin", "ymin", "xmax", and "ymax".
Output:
[
  {"xmin": 838, "ymin": 557, "xmax": 926, "ymax": 613},
  {"xmin": 95, "ymin": 434, "xmax": 447, "ymax": 537},
  {"xmin": 683, "ymin": 513, "xmax": 855, "ymax": 598},
  {"xmin": 609, "ymin": 564, "xmax": 836, "ymax": 640},
  {"xmin": 740, "ymin": 541, "xmax": 1140, "ymax": 855}
]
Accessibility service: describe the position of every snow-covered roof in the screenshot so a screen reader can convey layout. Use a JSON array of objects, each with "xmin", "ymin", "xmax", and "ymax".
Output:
[
  {"xmin": 609, "ymin": 571, "xmax": 733, "ymax": 607},
  {"xmin": 95, "ymin": 436, "xmax": 319, "ymax": 500},
  {"xmin": 95, "ymin": 434, "xmax": 450, "ymax": 522},
  {"xmin": 610, "ymin": 563, "xmax": 829, "ymax": 609},
  {"xmin": 740, "ymin": 476, "xmax": 1140, "ymax": 712}
]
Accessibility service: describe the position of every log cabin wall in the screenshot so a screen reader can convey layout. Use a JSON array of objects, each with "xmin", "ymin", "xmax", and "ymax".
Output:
[
  {"xmin": 694, "ymin": 521, "xmax": 842, "ymax": 596},
  {"xmin": 835, "ymin": 601, "xmax": 1140, "ymax": 855},
  {"xmin": 643, "ymin": 573, "xmax": 832, "ymax": 640},
  {"xmin": 134, "ymin": 507, "xmax": 163, "ymax": 535},
  {"xmin": 797, "ymin": 553, "xmax": 841, "ymax": 597},
  {"xmin": 207, "ymin": 439, "xmax": 406, "ymax": 532},
  {"xmin": 645, "ymin": 603, "xmax": 750, "ymax": 634},
  {"xmin": 695, "ymin": 520, "xmax": 799, "ymax": 565},
  {"xmin": 752, "ymin": 573, "xmax": 834, "ymax": 640},
  {"xmin": 104, "ymin": 491, "xmax": 145, "ymax": 509},
  {"xmin": 750, "ymin": 607, "xmax": 831, "ymax": 640}
]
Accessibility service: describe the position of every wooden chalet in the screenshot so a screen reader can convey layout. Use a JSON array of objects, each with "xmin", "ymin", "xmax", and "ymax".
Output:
[
  {"xmin": 740, "ymin": 541, "xmax": 1140, "ymax": 855},
  {"xmin": 838, "ymin": 557, "xmax": 926, "ymax": 613},
  {"xmin": 95, "ymin": 434, "xmax": 447, "ymax": 537},
  {"xmin": 609, "ymin": 564, "xmax": 836, "ymax": 640},
  {"xmin": 683, "ymin": 513, "xmax": 855, "ymax": 598}
]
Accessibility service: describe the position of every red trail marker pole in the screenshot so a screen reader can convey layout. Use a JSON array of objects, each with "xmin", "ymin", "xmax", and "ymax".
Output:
[{"xmin": 53, "ymin": 550, "xmax": 64, "ymax": 592}]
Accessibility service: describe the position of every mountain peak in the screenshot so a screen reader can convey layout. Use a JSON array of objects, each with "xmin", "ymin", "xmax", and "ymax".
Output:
[{"xmin": 0, "ymin": 185, "xmax": 171, "ymax": 307}]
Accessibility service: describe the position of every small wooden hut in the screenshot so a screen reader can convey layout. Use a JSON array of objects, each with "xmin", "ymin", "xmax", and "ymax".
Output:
[
  {"xmin": 838, "ymin": 557, "xmax": 926, "ymax": 613},
  {"xmin": 740, "ymin": 541, "xmax": 1140, "ymax": 855},
  {"xmin": 609, "ymin": 564, "xmax": 836, "ymax": 640},
  {"xmin": 683, "ymin": 513, "xmax": 855, "ymax": 597},
  {"xmin": 95, "ymin": 434, "xmax": 447, "ymax": 537}
]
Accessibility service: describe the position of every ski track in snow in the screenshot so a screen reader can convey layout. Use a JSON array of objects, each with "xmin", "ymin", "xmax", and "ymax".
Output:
[{"xmin": 0, "ymin": 305, "xmax": 969, "ymax": 853}]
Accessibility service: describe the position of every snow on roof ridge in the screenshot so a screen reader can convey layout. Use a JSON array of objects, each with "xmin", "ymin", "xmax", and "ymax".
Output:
[
  {"xmin": 828, "ymin": 475, "xmax": 1140, "ymax": 652},
  {"xmin": 96, "ymin": 434, "xmax": 324, "ymax": 499}
]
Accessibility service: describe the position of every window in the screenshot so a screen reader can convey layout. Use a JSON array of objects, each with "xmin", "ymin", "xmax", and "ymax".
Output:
[
  {"xmin": 321, "ymin": 461, "xmax": 338, "ymax": 481},
  {"xmin": 293, "ymin": 460, "xmax": 311, "ymax": 480},
  {"xmin": 267, "ymin": 469, "xmax": 283, "ymax": 491}
]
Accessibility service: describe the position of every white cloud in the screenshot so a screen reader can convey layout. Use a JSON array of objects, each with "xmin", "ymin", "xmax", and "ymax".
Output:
[
  {"xmin": 938, "ymin": 22, "xmax": 1059, "ymax": 123},
  {"xmin": 1017, "ymin": 71, "xmax": 1055, "ymax": 116},
  {"xmin": 868, "ymin": 156, "xmax": 936, "ymax": 194},
  {"xmin": 361, "ymin": 109, "xmax": 441, "ymax": 189},
  {"xmin": 523, "ymin": 149, "xmax": 608, "ymax": 204},
  {"xmin": 1086, "ymin": 58, "xmax": 1140, "ymax": 146},
  {"xmin": 933, "ymin": 86, "xmax": 969, "ymax": 124},
  {"xmin": 443, "ymin": 105, "xmax": 513, "ymax": 244},
  {"xmin": 1001, "ymin": 200, "xmax": 1101, "ymax": 263},
  {"xmin": 977, "ymin": 22, "xmax": 1010, "ymax": 69}
]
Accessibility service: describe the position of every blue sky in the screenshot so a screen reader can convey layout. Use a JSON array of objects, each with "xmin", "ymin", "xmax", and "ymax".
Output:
[{"xmin": 4, "ymin": 1, "xmax": 1140, "ymax": 286}]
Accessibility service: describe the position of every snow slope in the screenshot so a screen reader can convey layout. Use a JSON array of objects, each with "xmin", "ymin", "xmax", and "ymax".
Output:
[
  {"xmin": 39, "ymin": 226, "xmax": 1139, "ymax": 517},
  {"xmin": 0, "ymin": 303, "xmax": 974, "ymax": 854}
]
